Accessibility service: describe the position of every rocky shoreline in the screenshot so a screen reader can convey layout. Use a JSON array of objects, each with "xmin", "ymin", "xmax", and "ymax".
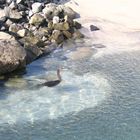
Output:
[{"xmin": 0, "ymin": 0, "xmax": 84, "ymax": 75}]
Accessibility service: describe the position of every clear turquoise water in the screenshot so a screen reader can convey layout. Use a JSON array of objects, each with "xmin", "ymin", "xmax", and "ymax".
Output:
[{"xmin": 0, "ymin": 45, "xmax": 140, "ymax": 140}]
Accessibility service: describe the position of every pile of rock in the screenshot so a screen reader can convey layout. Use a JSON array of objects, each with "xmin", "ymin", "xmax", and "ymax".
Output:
[{"xmin": 0, "ymin": 0, "xmax": 84, "ymax": 75}]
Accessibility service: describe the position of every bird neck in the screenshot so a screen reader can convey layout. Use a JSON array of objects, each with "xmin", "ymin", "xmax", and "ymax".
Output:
[{"xmin": 57, "ymin": 69, "xmax": 61, "ymax": 81}]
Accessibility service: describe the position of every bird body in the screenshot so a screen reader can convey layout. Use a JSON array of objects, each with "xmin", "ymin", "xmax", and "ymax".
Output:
[{"xmin": 35, "ymin": 69, "xmax": 61, "ymax": 88}]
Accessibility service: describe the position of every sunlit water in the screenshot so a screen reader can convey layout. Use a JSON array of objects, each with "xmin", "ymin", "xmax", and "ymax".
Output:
[{"xmin": 1, "ymin": 0, "xmax": 140, "ymax": 139}]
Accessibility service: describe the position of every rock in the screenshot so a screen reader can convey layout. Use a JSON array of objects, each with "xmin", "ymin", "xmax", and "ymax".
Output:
[
  {"xmin": 48, "ymin": 21, "xmax": 53, "ymax": 29},
  {"xmin": 25, "ymin": 45, "xmax": 43, "ymax": 64},
  {"xmin": 61, "ymin": 5, "xmax": 77, "ymax": 19},
  {"xmin": 64, "ymin": 15, "xmax": 73, "ymax": 25},
  {"xmin": 41, "ymin": 42, "xmax": 57, "ymax": 55},
  {"xmin": 32, "ymin": 2, "xmax": 42, "ymax": 13},
  {"xmin": 62, "ymin": 30, "xmax": 72, "ymax": 39},
  {"xmin": 29, "ymin": 13, "xmax": 45, "ymax": 26},
  {"xmin": 17, "ymin": 28, "xmax": 28, "ymax": 37},
  {"xmin": 37, "ymin": 27, "xmax": 52, "ymax": 37},
  {"xmin": 9, "ymin": 10, "xmax": 23, "ymax": 21},
  {"xmin": 0, "ymin": 0, "xmax": 6, "ymax": 4},
  {"xmin": 9, "ymin": 23, "xmax": 22, "ymax": 33},
  {"xmin": 6, "ymin": 0, "xmax": 12, "ymax": 4},
  {"xmin": 51, "ymin": 30, "xmax": 64, "ymax": 44},
  {"xmin": 21, "ymin": 35, "xmax": 44, "ymax": 48},
  {"xmin": 90, "ymin": 25, "xmax": 100, "ymax": 31},
  {"xmin": 16, "ymin": 0, "xmax": 24, "ymax": 4},
  {"xmin": 53, "ymin": 22, "xmax": 70, "ymax": 31},
  {"xmin": 5, "ymin": 77, "xmax": 28, "ymax": 89},
  {"xmin": 0, "ymin": 31, "xmax": 14, "ymax": 40},
  {"xmin": 0, "ymin": 39, "xmax": 26, "ymax": 75},
  {"xmin": 73, "ymin": 21, "xmax": 82, "ymax": 29},
  {"xmin": 53, "ymin": 16, "xmax": 59, "ymax": 24},
  {"xmin": 19, "ymin": 35, "xmax": 44, "ymax": 63},
  {"xmin": 43, "ymin": 3, "xmax": 57, "ymax": 20},
  {"xmin": 9, "ymin": 1, "xmax": 17, "ymax": 9},
  {"xmin": 0, "ymin": 9, "xmax": 5, "ymax": 18},
  {"xmin": 73, "ymin": 30, "xmax": 84, "ymax": 39}
]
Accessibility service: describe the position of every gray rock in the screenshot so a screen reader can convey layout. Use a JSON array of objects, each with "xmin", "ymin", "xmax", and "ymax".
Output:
[
  {"xmin": 0, "ymin": 9, "xmax": 5, "ymax": 18},
  {"xmin": 32, "ymin": 2, "xmax": 42, "ymax": 13},
  {"xmin": 90, "ymin": 25, "xmax": 100, "ymax": 31},
  {"xmin": 19, "ymin": 35, "xmax": 44, "ymax": 63},
  {"xmin": 9, "ymin": 1, "xmax": 17, "ymax": 9},
  {"xmin": 60, "ymin": 5, "xmax": 77, "ymax": 19},
  {"xmin": 43, "ymin": 3, "xmax": 57, "ymax": 20},
  {"xmin": 6, "ymin": 0, "xmax": 12, "ymax": 4},
  {"xmin": 0, "ymin": 39, "xmax": 26, "ymax": 75},
  {"xmin": 51, "ymin": 30, "xmax": 64, "ymax": 44},
  {"xmin": 73, "ymin": 21, "xmax": 82, "ymax": 29},
  {"xmin": 0, "ymin": 0, "xmax": 6, "ymax": 4},
  {"xmin": 9, "ymin": 10, "xmax": 23, "ymax": 21}
]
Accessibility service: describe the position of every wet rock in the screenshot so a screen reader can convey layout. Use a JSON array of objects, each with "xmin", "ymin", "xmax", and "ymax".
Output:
[
  {"xmin": 73, "ymin": 21, "xmax": 82, "ymax": 29},
  {"xmin": 5, "ymin": 77, "xmax": 28, "ymax": 89},
  {"xmin": 73, "ymin": 30, "xmax": 84, "ymax": 39},
  {"xmin": 62, "ymin": 30, "xmax": 72, "ymax": 39},
  {"xmin": 29, "ymin": 13, "xmax": 45, "ymax": 26},
  {"xmin": 53, "ymin": 22, "xmax": 70, "ymax": 31},
  {"xmin": 32, "ymin": 2, "xmax": 42, "ymax": 13},
  {"xmin": 51, "ymin": 30, "xmax": 64, "ymax": 44},
  {"xmin": 0, "ymin": 40, "xmax": 26, "ymax": 75},
  {"xmin": 25, "ymin": 45, "xmax": 43, "ymax": 64},
  {"xmin": 41, "ymin": 42, "xmax": 57, "ymax": 55},
  {"xmin": 90, "ymin": 25, "xmax": 100, "ymax": 31},
  {"xmin": 53, "ymin": 16, "xmax": 59, "ymax": 24}
]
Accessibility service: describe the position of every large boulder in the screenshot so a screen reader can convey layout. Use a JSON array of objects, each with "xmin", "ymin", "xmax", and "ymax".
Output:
[{"xmin": 0, "ymin": 39, "xmax": 26, "ymax": 75}]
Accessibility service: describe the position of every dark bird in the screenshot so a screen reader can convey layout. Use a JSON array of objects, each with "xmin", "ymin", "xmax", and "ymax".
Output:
[{"xmin": 36, "ymin": 69, "xmax": 62, "ymax": 88}]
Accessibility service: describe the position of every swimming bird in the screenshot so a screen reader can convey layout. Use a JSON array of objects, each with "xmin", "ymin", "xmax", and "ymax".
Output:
[{"xmin": 36, "ymin": 69, "xmax": 62, "ymax": 88}]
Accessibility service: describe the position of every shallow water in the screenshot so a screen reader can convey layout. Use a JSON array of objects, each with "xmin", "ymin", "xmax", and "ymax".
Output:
[
  {"xmin": 1, "ymin": 0, "xmax": 140, "ymax": 138},
  {"xmin": 0, "ymin": 42, "xmax": 140, "ymax": 139}
]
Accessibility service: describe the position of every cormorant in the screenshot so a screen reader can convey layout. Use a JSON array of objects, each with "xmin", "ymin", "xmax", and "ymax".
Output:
[{"xmin": 36, "ymin": 69, "xmax": 62, "ymax": 88}]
